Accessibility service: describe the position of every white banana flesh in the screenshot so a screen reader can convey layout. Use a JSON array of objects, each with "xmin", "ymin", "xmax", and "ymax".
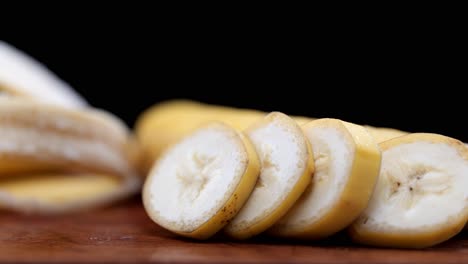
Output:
[
  {"xmin": 350, "ymin": 133, "xmax": 468, "ymax": 248},
  {"xmin": 0, "ymin": 41, "xmax": 87, "ymax": 108},
  {"xmin": 224, "ymin": 112, "xmax": 313, "ymax": 239},
  {"xmin": 143, "ymin": 122, "xmax": 260, "ymax": 239},
  {"xmin": 270, "ymin": 119, "xmax": 381, "ymax": 239}
]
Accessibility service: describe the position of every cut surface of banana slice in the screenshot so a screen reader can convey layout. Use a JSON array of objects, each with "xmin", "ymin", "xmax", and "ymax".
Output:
[
  {"xmin": 0, "ymin": 97, "xmax": 140, "ymax": 213},
  {"xmin": 143, "ymin": 122, "xmax": 260, "ymax": 239},
  {"xmin": 270, "ymin": 118, "xmax": 381, "ymax": 239},
  {"xmin": 350, "ymin": 133, "xmax": 468, "ymax": 248},
  {"xmin": 224, "ymin": 112, "xmax": 313, "ymax": 239},
  {"xmin": 0, "ymin": 41, "xmax": 87, "ymax": 108}
]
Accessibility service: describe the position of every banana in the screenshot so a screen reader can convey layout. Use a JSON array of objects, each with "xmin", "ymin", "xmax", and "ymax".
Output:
[
  {"xmin": 365, "ymin": 126, "xmax": 408, "ymax": 143},
  {"xmin": 267, "ymin": 118, "xmax": 381, "ymax": 239},
  {"xmin": 349, "ymin": 133, "xmax": 468, "ymax": 248},
  {"xmin": 138, "ymin": 100, "xmax": 468, "ymax": 247},
  {"xmin": 0, "ymin": 41, "xmax": 87, "ymax": 108},
  {"xmin": 0, "ymin": 97, "xmax": 140, "ymax": 213},
  {"xmin": 0, "ymin": 43, "xmax": 142, "ymax": 213},
  {"xmin": 135, "ymin": 100, "xmax": 309, "ymax": 171},
  {"xmin": 135, "ymin": 100, "xmax": 263, "ymax": 161},
  {"xmin": 224, "ymin": 112, "xmax": 314, "ymax": 239},
  {"xmin": 143, "ymin": 122, "xmax": 260, "ymax": 239},
  {"xmin": 135, "ymin": 101, "xmax": 418, "ymax": 167}
]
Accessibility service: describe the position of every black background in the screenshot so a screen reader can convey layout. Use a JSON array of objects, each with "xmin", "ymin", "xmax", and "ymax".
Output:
[{"xmin": 3, "ymin": 31, "xmax": 466, "ymax": 142}]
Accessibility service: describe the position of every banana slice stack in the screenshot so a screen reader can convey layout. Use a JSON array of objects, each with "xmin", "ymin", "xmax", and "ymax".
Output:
[
  {"xmin": 0, "ymin": 42, "xmax": 140, "ymax": 213},
  {"xmin": 138, "ymin": 100, "xmax": 468, "ymax": 248}
]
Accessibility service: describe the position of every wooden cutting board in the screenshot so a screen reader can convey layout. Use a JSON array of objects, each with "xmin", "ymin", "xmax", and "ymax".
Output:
[{"xmin": 1, "ymin": 197, "xmax": 467, "ymax": 264}]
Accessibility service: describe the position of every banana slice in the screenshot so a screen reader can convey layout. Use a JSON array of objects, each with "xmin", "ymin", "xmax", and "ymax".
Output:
[
  {"xmin": 269, "ymin": 118, "xmax": 381, "ymax": 239},
  {"xmin": 143, "ymin": 122, "xmax": 260, "ymax": 239},
  {"xmin": 350, "ymin": 133, "xmax": 468, "ymax": 248},
  {"xmin": 0, "ymin": 41, "xmax": 87, "ymax": 108},
  {"xmin": 224, "ymin": 112, "xmax": 314, "ymax": 239},
  {"xmin": 0, "ymin": 97, "xmax": 140, "ymax": 213}
]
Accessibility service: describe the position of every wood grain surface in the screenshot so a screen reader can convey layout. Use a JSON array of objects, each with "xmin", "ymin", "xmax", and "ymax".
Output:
[{"xmin": 1, "ymin": 196, "xmax": 468, "ymax": 264}]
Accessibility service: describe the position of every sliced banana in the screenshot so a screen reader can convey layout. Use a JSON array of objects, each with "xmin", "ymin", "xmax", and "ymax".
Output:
[
  {"xmin": 143, "ymin": 122, "xmax": 260, "ymax": 239},
  {"xmin": 224, "ymin": 112, "xmax": 313, "ymax": 239},
  {"xmin": 0, "ymin": 97, "xmax": 140, "ymax": 213},
  {"xmin": 269, "ymin": 118, "xmax": 381, "ymax": 239},
  {"xmin": 0, "ymin": 41, "xmax": 87, "ymax": 108},
  {"xmin": 350, "ymin": 133, "xmax": 468, "ymax": 248}
]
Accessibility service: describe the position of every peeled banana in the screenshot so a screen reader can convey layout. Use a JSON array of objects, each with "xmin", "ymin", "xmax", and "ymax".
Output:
[
  {"xmin": 365, "ymin": 126, "xmax": 408, "ymax": 143},
  {"xmin": 136, "ymin": 100, "xmax": 411, "ymax": 166},
  {"xmin": 135, "ymin": 101, "xmax": 418, "ymax": 159},
  {"xmin": 0, "ymin": 42, "xmax": 141, "ymax": 213},
  {"xmin": 135, "ymin": 100, "xmax": 265, "ymax": 172},
  {"xmin": 0, "ymin": 41, "xmax": 87, "ymax": 108},
  {"xmin": 143, "ymin": 122, "xmax": 260, "ymax": 239},
  {"xmin": 0, "ymin": 97, "xmax": 140, "ymax": 213}
]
